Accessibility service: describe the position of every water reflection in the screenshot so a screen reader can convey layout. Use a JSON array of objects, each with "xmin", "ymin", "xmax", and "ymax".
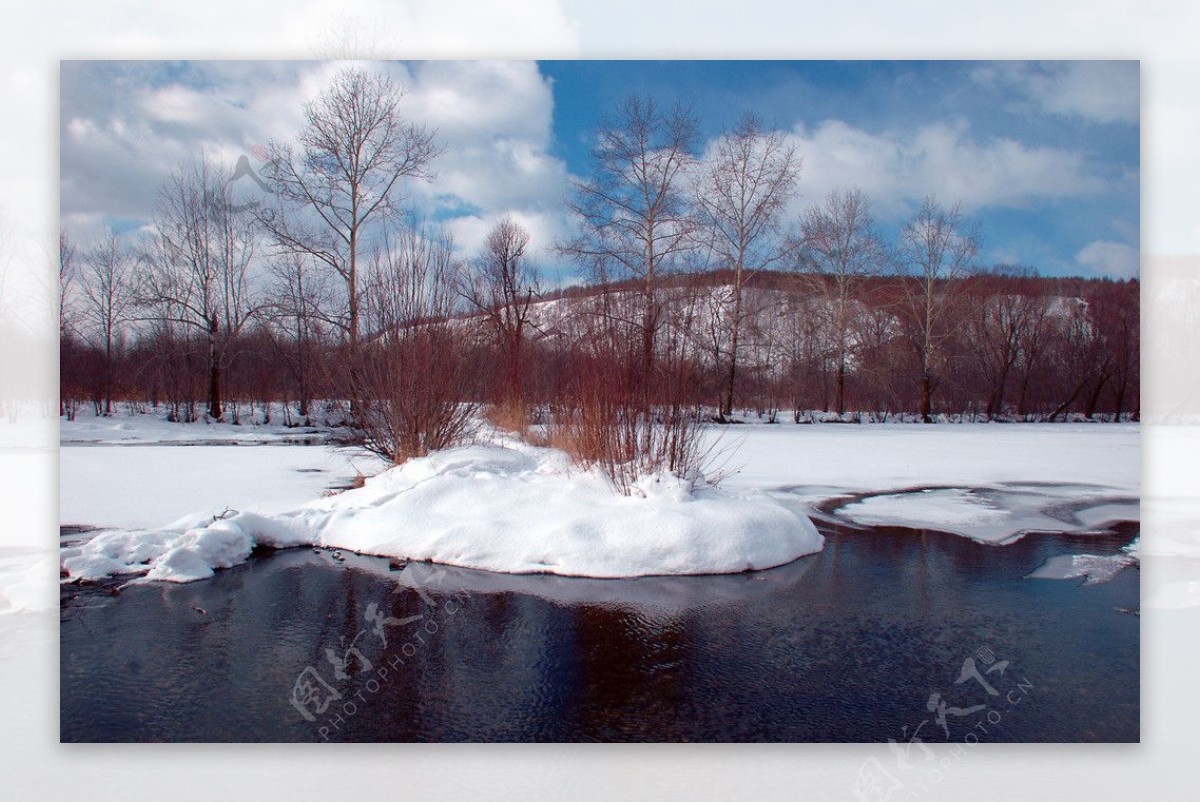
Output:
[{"xmin": 61, "ymin": 523, "xmax": 1139, "ymax": 742}]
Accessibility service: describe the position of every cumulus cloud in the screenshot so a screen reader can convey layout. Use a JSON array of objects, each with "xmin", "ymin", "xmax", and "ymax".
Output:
[
  {"xmin": 1076, "ymin": 239, "xmax": 1139, "ymax": 278},
  {"xmin": 972, "ymin": 61, "xmax": 1139, "ymax": 125},
  {"xmin": 60, "ymin": 60, "xmax": 571, "ymax": 259},
  {"xmin": 401, "ymin": 59, "xmax": 571, "ymax": 248},
  {"xmin": 783, "ymin": 117, "xmax": 1107, "ymax": 219},
  {"xmin": 60, "ymin": 61, "xmax": 343, "ymax": 229}
]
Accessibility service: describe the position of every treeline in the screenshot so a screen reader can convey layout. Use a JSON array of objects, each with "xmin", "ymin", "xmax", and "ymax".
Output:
[
  {"xmin": 59, "ymin": 67, "xmax": 1139, "ymax": 488},
  {"xmin": 59, "ymin": 259, "xmax": 1139, "ymax": 424}
]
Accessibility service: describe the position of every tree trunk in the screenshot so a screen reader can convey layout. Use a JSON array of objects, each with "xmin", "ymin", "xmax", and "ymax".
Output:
[
  {"xmin": 1113, "ymin": 379, "xmax": 1126, "ymax": 423},
  {"xmin": 986, "ymin": 372, "xmax": 1007, "ymax": 420},
  {"xmin": 208, "ymin": 312, "xmax": 222, "ymax": 420},
  {"xmin": 721, "ymin": 264, "xmax": 745, "ymax": 422},
  {"xmin": 103, "ymin": 333, "xmax": 112, "ymax": 416},
  {"xmin": 347, "ymin": 225, "xmax": 360, "ymax": 421},
  {"xmin": 920, "ymin": 370, "xmax": 933, "ymax": 423},
  {"xmin": 511, "ymin": 335, "xmax": 523, "ymax": 408},
  {"xmin": 1084, "ymin": 374, "xmax": 1109, "ymax": 419},
  {"xmin": 1017, "ymin": 373, "xmax": 1031, "ymax": 418},
  {"xmin": 641, "ymin": 252, "xmax": 656, "ymax": 432},
  {"xmin": 836, "ymin": 353, "xmax": 846, "ymax": 416}
]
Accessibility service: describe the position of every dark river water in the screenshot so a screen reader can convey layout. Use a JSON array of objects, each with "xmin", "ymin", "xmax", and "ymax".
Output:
[{"xmin": 60, "ymin": 522, "xmax": 1139, "ymax": 743}]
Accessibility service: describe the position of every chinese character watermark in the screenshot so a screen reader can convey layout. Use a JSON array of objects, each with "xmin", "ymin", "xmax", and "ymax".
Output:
[
  {"xmin": 854, "ymin": 646, "xmax": 1034, "ymax": 802},
  {"xmin": 286, "ymin": 561, "xmax": 469, "ymax": 739}
]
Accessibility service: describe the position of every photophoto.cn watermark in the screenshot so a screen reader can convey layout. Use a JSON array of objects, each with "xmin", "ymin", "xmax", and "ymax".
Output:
[
  {"xmin": 286, "ymin": 560, "xmax": 470, "ymax": 740},
  {"xmin": 854, "ymin": 645, "xmax": 1035, "ymax": 802}
]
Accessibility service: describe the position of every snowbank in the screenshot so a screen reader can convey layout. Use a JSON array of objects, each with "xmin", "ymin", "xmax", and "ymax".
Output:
[{"xmin": 61, "ymin": 443, "xmax": 823, "ymax": 583}]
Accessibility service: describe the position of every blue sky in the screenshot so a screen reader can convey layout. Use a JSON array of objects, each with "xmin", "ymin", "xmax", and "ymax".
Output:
[
  {"xmin": 60, "ymin": 59, "xmax": 1140, "ymax": 279},
  {"xmin": 540, "ymin": 60, "xmax": 1139, "ymax": 277}
]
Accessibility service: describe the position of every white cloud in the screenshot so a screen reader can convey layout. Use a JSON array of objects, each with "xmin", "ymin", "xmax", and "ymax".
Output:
[
  {"xmin": 443, "ymin": 208, "xmax": 566, "ymax": 269},
  {"xmin": 784, "ymin": 117, "xmax": 1107, "ymax": 219},
  {"xmin": 1076, "ymin": 239, "xmax": 1139, "ymax": 278},
  {"xmin": 60, "ymin": 60, "xmax": 571, "ymax": 259},
  {"xmin": 973, "ymin": 61, "xmax": 1139, "ymax": 125},
  {"xmin": 402, "ymin": 60, "xmax": 571, "ymax": 230}
]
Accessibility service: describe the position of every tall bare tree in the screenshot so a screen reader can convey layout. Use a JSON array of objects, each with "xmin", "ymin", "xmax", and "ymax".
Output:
[
  {"xmin": 79, "ymin": 234, "xmax": 135, "ymax": 415},
  {"xmin": 801, "ymin": 188, "xmax": 886, "ymax": 414},
  {"xmin": 898, "ymin": 196, "xmax": 980, "ymax": 422},
  {"xmin": 462, "ymin": 216, "xmax": 539, "ymax": 413},
  {"xmin": 141, "ymin": 158, "xmax": 260, "ymax": 420},
  {"xmin": 563, "ymin": 94, "xmax": 699, "ymax": 411},
  {"xmin": 259, "ymin": 67, "xmax": 441, "ymax": 411},
  {"xmin": 695, "ymin": 112, "xmax": 800, "ymax": 420}
]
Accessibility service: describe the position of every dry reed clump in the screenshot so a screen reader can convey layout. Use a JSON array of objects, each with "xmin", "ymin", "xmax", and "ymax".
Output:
[
  {"xmin": 482, "ymin": 398, "xmax": 529, "ymax": 436},
  {"xmin": 545, "ymin": 351, "xmax": 707, "ymax": 495}
]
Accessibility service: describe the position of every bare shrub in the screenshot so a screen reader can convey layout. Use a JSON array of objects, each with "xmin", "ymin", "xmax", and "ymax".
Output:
[
  {"xmin": 549, "ymin": 285, "xmax": 710, "ymax": 495},
  {"xmin": 356, "ymin": 224, "xmax": 474, "ymax": 464}
]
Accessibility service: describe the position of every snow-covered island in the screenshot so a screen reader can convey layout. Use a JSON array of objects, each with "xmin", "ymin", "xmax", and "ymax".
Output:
[{"xmin": 61, "ymin": 435, "xmax": 823, "ymax": 582}]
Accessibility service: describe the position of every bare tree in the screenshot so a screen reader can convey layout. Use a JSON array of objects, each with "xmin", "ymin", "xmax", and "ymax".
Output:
[
  {"xmin": 562, "ymin": 94, "xmax": 699, "ymax": 412},
  {"xmin": 59, "ymin": 231, "xmax": 78, "ymax": 417},
  {"xmin": 141, "ymin": 158, "xmax": 260, "ymax": 420},
  {"xmin": 265, "ymin": 253, "xmax": 336, "ymax": 422},
  {"xmin": 1100, "ymin": 280, "xmax": 1140, "ymax": 421},
  {"xmin": 357, "ymin": 223, "xmax": 472, "ymax": 464},
  {"xmin": 79, "ymin": 234, "xmax": 135, "ymax": 415},
  {"xmin": 802, "ymin": 188, "xmax": 886, "ymax": 415},
  {"xmin": 461, "ymin": 216, "xmax": 539, "ymax": 416},
  {"xmin": 259, "ymin": 67, "xmax": 441, "ymax": 411},
  {"xmin": 695, "ymin": 112, "xmax": 800, "ymax": 420},
  {"xmin": 59, "ymin": 231, "xmax": 77, "ymax": 342},
  {"xmin": 1012, "ymin": 291, "xmax": 1053, "ymax": 418},
  {"xmin": 898, "ymin": 196, "xmax": 980, "ymax": 422},
  {"xmin": 965, "ymin": 269, "xmax": 1047, "ymax": 419}
]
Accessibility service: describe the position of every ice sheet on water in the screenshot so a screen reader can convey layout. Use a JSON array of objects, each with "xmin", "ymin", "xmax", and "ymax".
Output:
[
  {"xmin": 1026, "ymin": 553, "xmax": 1137, "ymax": 585},
  {"xmin": 832, "ymin": 484, "xmax": 1139, "ymax": 544}
]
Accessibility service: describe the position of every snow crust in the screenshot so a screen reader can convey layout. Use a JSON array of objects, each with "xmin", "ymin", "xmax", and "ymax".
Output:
[{"xmin": 61, "ymin": 442, "xmax": 823, "ymax": 582}]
